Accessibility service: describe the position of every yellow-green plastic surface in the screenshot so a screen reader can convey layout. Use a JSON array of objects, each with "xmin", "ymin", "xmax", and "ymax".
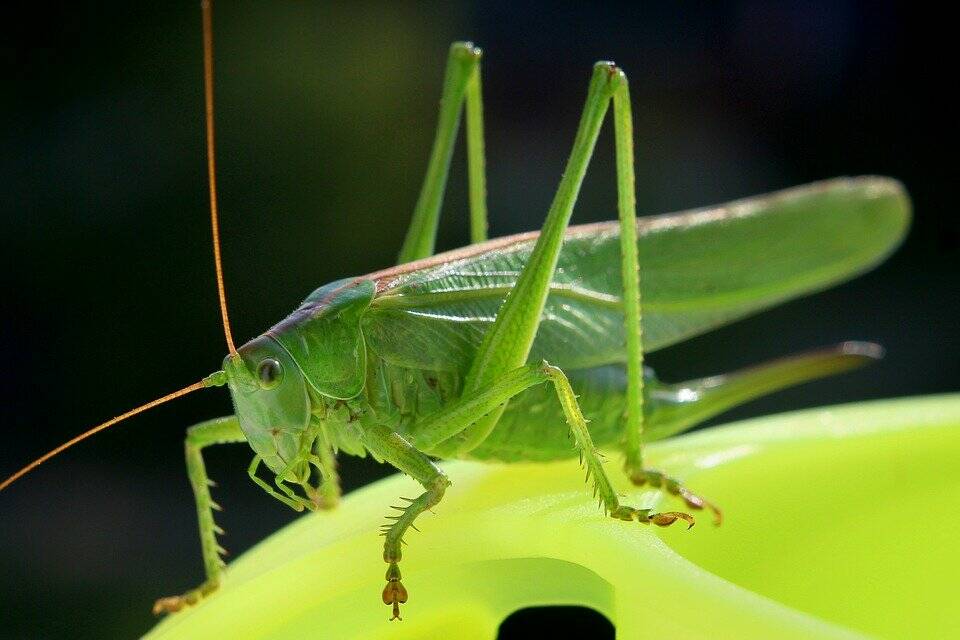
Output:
[{"xmin": 146, "ymin": 394, "xmax": 960, "ymax": 639}]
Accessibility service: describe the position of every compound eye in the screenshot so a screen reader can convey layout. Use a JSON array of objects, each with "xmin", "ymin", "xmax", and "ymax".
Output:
[{"xmin": 257, "ymin": 358, "xmax": 283, "ymax": 389}]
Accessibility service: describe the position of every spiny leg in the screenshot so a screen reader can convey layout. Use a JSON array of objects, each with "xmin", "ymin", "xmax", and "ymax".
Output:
[
  {"xmin": 361, "ymin": 423, "xmax": 450, "ymax": 621},
  {"xmin": 397, "ymin": 42, "xmax": 488, "ymax": 264},
  {"xmin": 153, "ymin": 416, "xmax": 246, "ymax": 615},
  {"xmin": 608, "ymin": 78, "xmax": 722, "ymax": 524},
  {"xmin": 408, "ymin": 362, "xmax": 693, "ymax": 524},
  {"xmin": 541, "ymin": 364, "xmax": 693, "ymax": 528}
]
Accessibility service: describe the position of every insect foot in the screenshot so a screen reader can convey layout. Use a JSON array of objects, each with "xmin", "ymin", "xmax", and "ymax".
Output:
[
  {"xmin": 152, "ymin": 579, "xmax": 219, "ymax": 615},
  {"xmin": 610, "ymin": 505, "xmax": 696, "ymax": 529},
  {"xmin": 382, "ymin": 562, "xmax": 408, "ymax": 621},
  {"xmin": 629, "ymin": 468, "xmax": 723, "ymax": 526},
  {"xmin": 647, "ymin": 511, "xmax": 696, "ymax": 528}
]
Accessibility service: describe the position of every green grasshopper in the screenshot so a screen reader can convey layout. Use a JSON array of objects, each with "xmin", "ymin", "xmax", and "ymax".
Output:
[{"xmin": 2, "ymin": 2, "xmax": 909, "ymax": 622}]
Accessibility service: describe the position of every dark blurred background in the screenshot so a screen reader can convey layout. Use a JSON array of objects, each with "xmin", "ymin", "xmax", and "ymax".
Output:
[{"xmin": 1, "ymin": 1, "xmax": 956, "ymax": 638}]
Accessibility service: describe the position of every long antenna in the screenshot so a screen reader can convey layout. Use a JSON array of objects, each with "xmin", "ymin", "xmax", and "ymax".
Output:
[
  {"xmin": 1, "ymin": 2, "xmax": 237, "ymax": 493},
  {"xmin": 202, "ymin": 0, "xmax": 238, "ymax": 356},
  {"xmin": 0, "ymin": 380, "xmax": 208, "ymax": 492}
]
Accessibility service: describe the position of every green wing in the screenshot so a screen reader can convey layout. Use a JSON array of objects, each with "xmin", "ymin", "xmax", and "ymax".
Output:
[{"xmin": 361, "ymin": 177, "xmax": 910, "ymax": 373}]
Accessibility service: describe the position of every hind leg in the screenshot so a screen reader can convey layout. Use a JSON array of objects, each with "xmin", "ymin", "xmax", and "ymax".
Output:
[
  {"xmin": 397, "ymin": 42, "xmax": 488, "ymax": 263},
  {"xmin": 608, "ymin": 69, "xmax": 722, "ymax": 525}
]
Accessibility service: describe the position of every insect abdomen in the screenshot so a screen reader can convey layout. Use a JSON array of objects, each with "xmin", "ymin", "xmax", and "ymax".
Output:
[{"xmin": 467, "ymin": 366, "xmax": 629, "ymax": 462}]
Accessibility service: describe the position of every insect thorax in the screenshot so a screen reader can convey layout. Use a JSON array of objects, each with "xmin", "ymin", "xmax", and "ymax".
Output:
[{"xmin": 362, "ymin": 356, "xmax": 463, "ymax": 441}]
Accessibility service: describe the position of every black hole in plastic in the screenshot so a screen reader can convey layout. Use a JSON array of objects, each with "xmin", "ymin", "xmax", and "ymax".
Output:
[{"xmin": 497, "ymin": 605, "xmax": 614, "ymax": 639}]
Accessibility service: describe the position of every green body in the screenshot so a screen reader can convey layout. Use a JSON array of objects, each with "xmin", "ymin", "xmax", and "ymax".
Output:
[
  {"xmin": 0, "ymin": 25, "xmax": 915, "ymax": 622},
  {"xmin": 142, "ymin": 38, "xmax": 911, "ymax": 619},
  {"xmin": 234, "ymin": 177, "xmax": 906, "ymax": 470}
]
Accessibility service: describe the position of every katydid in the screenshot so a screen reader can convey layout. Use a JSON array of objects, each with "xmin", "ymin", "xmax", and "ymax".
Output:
[{"xmin": 1, "ymin": 2, "xmax": 910, "ymax": 623}]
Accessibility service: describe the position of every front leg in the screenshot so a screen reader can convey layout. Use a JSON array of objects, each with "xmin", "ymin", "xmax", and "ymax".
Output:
[
  {"xmin": 153, "ymin": 416, "xmax": 246, "ymax": 614},
  {"xmin": 360, "ymin": 423, "xmax": 450, "ymax": 621}
]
